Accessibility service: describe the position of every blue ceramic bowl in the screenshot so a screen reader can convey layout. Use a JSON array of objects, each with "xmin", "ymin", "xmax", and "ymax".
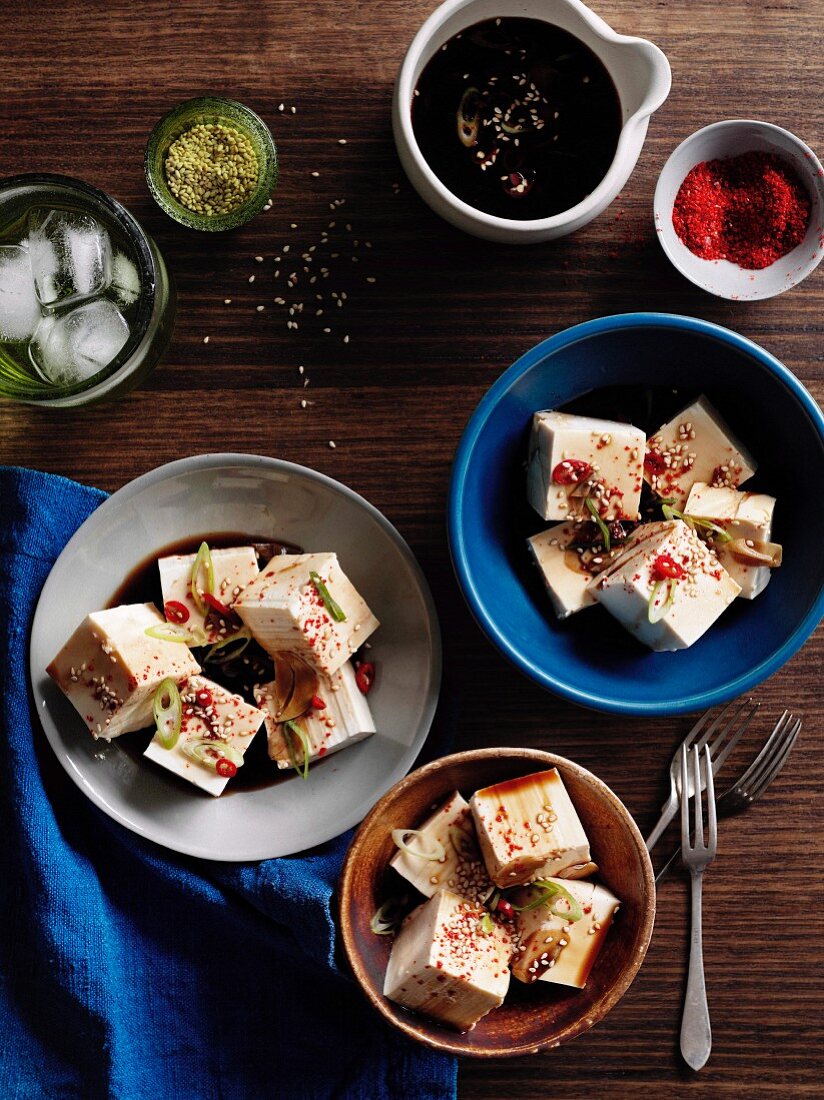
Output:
[{"xmin": 448, "ymin": 313, "xmax": 824, "ymax": 715}]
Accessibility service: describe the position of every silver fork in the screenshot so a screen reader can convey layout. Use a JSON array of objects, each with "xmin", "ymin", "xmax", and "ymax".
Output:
[
  {"xmin": 680, "ymin": 744, "xmax": 717, "ymax": 1071},
  {"xmin": 656, "ymin": 711, "xmax": 802, "ymax": 884},
  {"xmin": 646, "ymin": 698, "xmax": 759, "ymax": 851}
]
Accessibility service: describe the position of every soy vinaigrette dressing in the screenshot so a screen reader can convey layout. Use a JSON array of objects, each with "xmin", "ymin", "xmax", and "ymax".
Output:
[
  {"xmin": 411, "ymin": 17, "xmax": 623, "ymax": 220},
  {"xmin": 107, "ymin": 533, "xmax": 309, "ymax": 795}
]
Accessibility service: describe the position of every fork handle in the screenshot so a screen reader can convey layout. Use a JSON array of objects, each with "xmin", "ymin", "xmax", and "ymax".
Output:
[
  {"xmin": 645, "ymin": 797, "xmax": 677, "ymax": 852},
  {"xmin": 681, "ymin": 872, "xmax": 712, "ymax": 1070}
]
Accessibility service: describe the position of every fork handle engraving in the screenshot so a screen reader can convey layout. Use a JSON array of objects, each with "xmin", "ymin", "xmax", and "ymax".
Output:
[{"xmin": 681, "ymin": 872, "xmax": 712, "ymax": 1070}]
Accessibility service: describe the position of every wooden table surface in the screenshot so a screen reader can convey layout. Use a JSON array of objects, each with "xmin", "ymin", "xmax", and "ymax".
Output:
[{"xmin": 2, "ymin": 1, "xmax": 822, "ymax": 1096}]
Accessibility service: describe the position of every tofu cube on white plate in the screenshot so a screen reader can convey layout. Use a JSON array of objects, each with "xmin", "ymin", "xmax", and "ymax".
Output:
[
  {"xmin": 684, "ymin": 482, "xmax": 778, "ymax": 600},
  {"xmin": 509, "ymin": 878, "xmax": 620, "ymax": 988},
  {"xmin": 254, "ymin": 660, "xmax": 375, "ymax": 771},
  {"xmin": 588, "ymin": 520, "xmax": 740, "ymax": 651},
  {"xmin": 526, "ymin": 411, "xmax": 645, "ymax": 523},
  {"xmin": 383, "ymin": 889, "xmax": 513, "ymax": 1032},
  {"xmin": 143, "ymin": 674, "xmax": 265, "ymax": 796},
  {"xmin": 390, "ymin": 792, "xmax": 494, "ymax": 903},
  {"xmin": 644, "ymin": 395, "xmax": 756, "ymax": 508},
  {"xmin": 527, "ymin": 521, "xmax": 599, "ymax": 619},
  {"xmin": 234, "ymin": 552, "xmax": 379, "ymax": 675},
  {"xmin": 470, "ymin": 768, "xmax": 591, "ymax": 888},
  {"xmin": 158, "ymin": 545, "xmax": 259, "ymax": 642},
  {"xmin": 46, "ymin": 603, "xmax": 200, "ymax": 740}
]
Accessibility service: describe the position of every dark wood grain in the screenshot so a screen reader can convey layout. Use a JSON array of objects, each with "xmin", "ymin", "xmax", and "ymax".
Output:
[{"xmin": 1, "ymin": 1, "xmax": 822, "ymax": 1096}]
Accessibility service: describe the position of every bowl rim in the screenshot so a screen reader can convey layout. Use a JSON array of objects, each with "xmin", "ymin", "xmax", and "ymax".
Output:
[
  {"xmin": 448, "ymin": 312, "xmax": 824, "ymax": 715},
  {"xmin": 338, "ymin": 745, "xmax": 656, "ymax": 1057},
  {"xmin": 653, "ymin": 119, "xmax": 824, "ymax": 301},
  {"xmin": 394, "ymin": 0, "xmax": 671, "ymax": 234}
]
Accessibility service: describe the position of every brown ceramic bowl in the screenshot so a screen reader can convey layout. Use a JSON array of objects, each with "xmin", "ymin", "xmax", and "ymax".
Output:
[{"xmin": 338, "ymin": 747, "xmax": 655, "ymax": 1057}]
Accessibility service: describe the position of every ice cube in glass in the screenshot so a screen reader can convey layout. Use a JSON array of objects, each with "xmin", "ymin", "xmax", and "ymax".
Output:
[
  {"xmin": 0, "ymin": 244, "xmax": 41, "ymax": 341},
  {"xmin": 28, "ymin": 208, "xmax": 113, "ymax": 308},
  {"xmin": 29, "ymin": 299, "xmax": 129, "ymax": 385}
]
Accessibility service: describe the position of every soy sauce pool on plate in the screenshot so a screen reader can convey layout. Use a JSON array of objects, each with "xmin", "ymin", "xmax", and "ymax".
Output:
[{"xmin": 412, "ymin": 17, "xmax": 623, "ymax": 221}]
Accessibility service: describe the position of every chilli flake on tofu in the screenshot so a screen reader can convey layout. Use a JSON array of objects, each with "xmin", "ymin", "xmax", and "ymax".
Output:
[
  {"xmin": 375, "ymin": 768, "xmax": 618, "ymax": 1033},
  {"xmin": 524, "ymin": 396, "xmax": 783, "ymax": 651},
  {"xmin": 46, "ymin": 541, "xmax": 380, "ymax": 796}
]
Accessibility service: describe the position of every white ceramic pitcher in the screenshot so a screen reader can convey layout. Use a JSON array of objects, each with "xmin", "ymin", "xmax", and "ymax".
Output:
[{"xmin": 393, "ymin": 0, "xmax": 671, "ymax": 243}]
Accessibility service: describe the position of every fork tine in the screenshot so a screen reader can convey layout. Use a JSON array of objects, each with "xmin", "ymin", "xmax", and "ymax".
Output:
[
  {"xmin": 692, "ymin": 699, "xmax": 739, "ymax": 755},
  {"xmin": 736, "ymin": 711, "xmax": 793, "ymax": 791},
  {"xmin": 680, "ymin": 745, "xmax": 690, "ymax": 851},
  {"xmin": 748, "ymin": 720, "xmax": 801, "ymax": 800},
  {"xmin": 708, "ymin": 699, "xmax": 758, "ymax": 773},
  {"xmin": 705, "ymin": 745, "xmax": 717, "ymax": 856},
  {"xmin": 693, "ymin": 746, "xmax": 704, "ymax": 846}
]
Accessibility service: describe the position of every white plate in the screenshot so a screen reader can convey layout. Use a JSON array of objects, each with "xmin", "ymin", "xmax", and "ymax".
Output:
[{"xmin": 29, "ymin": 454, "xmax": 442, "ymax": 861}]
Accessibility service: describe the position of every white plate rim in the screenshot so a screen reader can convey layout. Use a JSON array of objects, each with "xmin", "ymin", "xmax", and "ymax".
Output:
[{"xmin": 29, "ymin": 452, "xmax": 442, "ymax": 861}]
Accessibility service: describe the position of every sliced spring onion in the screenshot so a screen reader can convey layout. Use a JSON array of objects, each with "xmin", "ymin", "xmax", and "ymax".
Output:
[
  {"xmin": 648, "ymin": 577, "xmax": 677, "ymax": 623},
  {"xmin": 190, "ymin": 541, "xmax": 215, "ymax": 616},
  {"xmin": 456, "ymin": 86, "xmax": 481, "ymax": 146},
  {"xmin": 484, "ymin": 887, "xmax": 501, "ymax": 913},
  {"xmin": 203, "ymin": 627, "xmax": 252, "ymax": 665},
  {"xmin": 283, "ymin": 719, "xmax": 311, "ymax": 780},
  {"xmin": 309, "ymin": 571, "xmax": 347, "ymax": 622},
  {"xmin": 181, "ymin": 738, "xmax": 244, "ymax": 771},
  {"xmin": 152, "ymin": 678, "xmax": 182, "ymax": 750},
  {"xmin": 391, "ymin": 829, "xmax": 446, "ymax": 862},
  {"xmin": 145, "ymin": 623, "xmax": 207, "ymax": 646},
  {"xmin": 479, "ymin": 912, "xmax": 495, "ymax": 934},
  {"xmin": 584, "ymin": 497, "xmax": 611, "ymax": 551},
  {"xmin": 370, "ymin": 895, "xmax": 408, "ymax": 936},
  {"xmin": 510, "ymin": 880, "xmax": 583, "ymax": 922},
  {"xmin": 662, "ymin": 505, "xmax": 732, "ymax": 544}
]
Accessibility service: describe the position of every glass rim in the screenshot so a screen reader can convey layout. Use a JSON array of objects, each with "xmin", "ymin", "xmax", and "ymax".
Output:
[{"xmin": 0, "ymin": 172, "xmax": 158, "ymax": 402}]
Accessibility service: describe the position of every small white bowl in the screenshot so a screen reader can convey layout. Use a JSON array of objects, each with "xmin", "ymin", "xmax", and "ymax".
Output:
[
  {"xmin": 392, "ymin": 0, "xmax": 671, "ymax": 244},
  {"xmin": 654, "ymin": 120, "xmax": 824, "ymax": 301}
]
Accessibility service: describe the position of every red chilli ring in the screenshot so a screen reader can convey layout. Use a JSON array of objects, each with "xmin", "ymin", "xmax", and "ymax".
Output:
[
  {"xmin": 164, "ymin": 600, "xmax": 190, "ymax": 624},
  {"xmin": 215, "ymin": 758, "xmax": 237, "ymax": 779},
  {"xmin": 355, "ymin": 662, "xmax": 375, "ymax": 695}
]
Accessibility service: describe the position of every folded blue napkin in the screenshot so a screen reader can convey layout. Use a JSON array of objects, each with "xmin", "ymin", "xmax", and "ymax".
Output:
[{"xmin": 0, "ymin": 466, "xmax": 457, "ymax": 1100}]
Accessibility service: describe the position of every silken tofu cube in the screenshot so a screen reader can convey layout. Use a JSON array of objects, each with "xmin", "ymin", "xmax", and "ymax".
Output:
[
  {"xmin": 527, "ymin": 522, "xmax": 598, "ymax": 619},
  {"xmin": 644, "ymin": 395, "xmax": 757, "ymax": 507},
  {"xmin": 233, "ymin": 552, "xmax": 379, "ymax": 675},
  {"xmin": 254, "ymin": 660, "xmax": 375, "ymax": 770},
  {"xmin": 684, "ymin": 482, "xmax": 777, "ymax": 599},
  {"xmin": 527, "ymin": 411, "xmax": 645, "ymax": 523},
  {"xmin": 389, "ymin": 792, "xmax": 493, "ymax": 903},
  {"xmin": 383, "ymin": 890, "xmax": 513, "ymax": 1032},
  {"xmin": 510, "ymin": 879, "xmax": 620, "ymax": 987},
  {"xmin": 158, "ymin": 545, "xmax": 260, "ymax": 643},
  {"xmin": 470, "ymin": 769, "xmax": 591, "ymax": 888},
  {"xmin": 46, "ymin": 603, "xmax": 201, "ymax": 740},
  {"xmin": 143, "ymin": 674, "xmax": 265, "ymax": 796},
  {"xmin": 588, "ymin": 520, "xmax": 740, "ymax": 651}
]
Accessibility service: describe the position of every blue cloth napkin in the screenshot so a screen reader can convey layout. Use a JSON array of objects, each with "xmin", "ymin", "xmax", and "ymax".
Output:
[{"xmin": 0, "ymin": 466, "xmax": 457, "ymax": 1100}]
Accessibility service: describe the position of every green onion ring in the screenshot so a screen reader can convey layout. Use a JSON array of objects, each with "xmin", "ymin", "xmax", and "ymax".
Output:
[
  {"xmin": 153, "ymin": 678, "xmax": 182, "ymax": 749},
  {"xmin": 190, "ymin": 541, "xmax": 216, "ymax": 616},
  {"xmin": 391, "ymin": 829, "xmax": 446, "ymax": 862},
  {"xmin": 309, "ymin": 571, "xmax": 347, "ymax": 622},
  {"xmin": 283, "ymin": 719, "xmax": 311, "ymax": 780}
]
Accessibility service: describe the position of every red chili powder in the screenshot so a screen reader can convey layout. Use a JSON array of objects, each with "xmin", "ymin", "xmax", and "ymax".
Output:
[{"xmin": 672, "ymin": 151, "xmax": 811, "ymax": 270}]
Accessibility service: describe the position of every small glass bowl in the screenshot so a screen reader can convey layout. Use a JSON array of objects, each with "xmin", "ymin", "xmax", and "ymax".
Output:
[{"xmin": 144, "ymin": 96, "xmax": 278, "ymax": 231}]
